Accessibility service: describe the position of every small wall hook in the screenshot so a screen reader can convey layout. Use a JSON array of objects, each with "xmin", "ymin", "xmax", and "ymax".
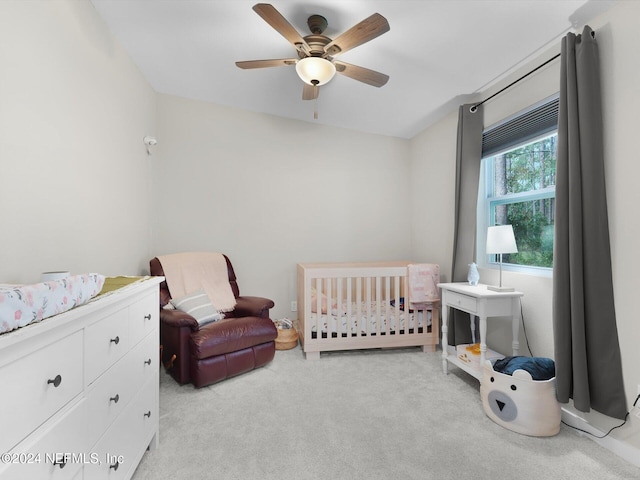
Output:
[{"xmin": 143, "ymin": 136, "xmax": 157, "ymax": 155}]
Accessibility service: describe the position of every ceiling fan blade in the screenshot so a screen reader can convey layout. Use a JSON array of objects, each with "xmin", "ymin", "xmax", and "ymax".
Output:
[
  {"xmin": 302, "ymin": 83, "xmax": 319, "ymax": 101},
  {"xmin": 253, "ymin": 3, "xmax": 309, "ymax": 55},
  {"xmin": 235, "ymin": 59, "xmax": 297, "ymax": 69},
  {"xmin": 324, "ymin": 13, "xmax": 390, "ymax": 56},
  {"xmin": 334, "ymin": 61, "xmax": 389, "ymax": 87}
]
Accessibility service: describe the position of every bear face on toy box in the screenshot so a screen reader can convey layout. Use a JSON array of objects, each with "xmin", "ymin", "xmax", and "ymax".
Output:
[{"xmin": 480, "ymin": 358, "xmax": 561, "ymax": 437}]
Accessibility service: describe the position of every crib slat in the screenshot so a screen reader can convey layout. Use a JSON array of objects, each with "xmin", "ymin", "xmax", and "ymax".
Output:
[
  {"xmin": 384, "ymin": 275, "xmax": 390, "ymax": 335},
  {"xmin": 393, "ymin": 276, "xmax": 400, "ymax": 335},
  {"xmin": 325, "ymin": 278, "xmax": 338, "ymax": 340},
  {"xmin": 375, "ymin": 276, "xmax": 381, "ymax": 336},
  {"xmin": 356, "ymin": 277, "xmax": 362, "ymax": 337},
  {"xmin": 404, "ymin": 275, "xmax": 410, "ymax": 333},
  {"xmin": 366, "ymin": 278, "xmax": 372, "ymax": 336},
  {"xmin": 315, "ymin": 278, "xmax": 322, "ymax": 339},
  {"xmin": 346, "ymin": 277, "xmax": 352, "ymax": 337},
  {"xmin": 336, "ymin": 277, "xmax": 342, "ymax": 338}
]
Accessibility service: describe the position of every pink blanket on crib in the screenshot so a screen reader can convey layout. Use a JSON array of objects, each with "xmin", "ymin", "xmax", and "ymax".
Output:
[{"xmin": 408, "ymin": 264, "xmax": 440, "ymax": 303}]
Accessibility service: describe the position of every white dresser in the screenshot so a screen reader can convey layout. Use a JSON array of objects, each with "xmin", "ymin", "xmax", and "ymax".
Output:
[{"xmin": 0, "ymin": 277, "xmax": 162, "ymax": 480}]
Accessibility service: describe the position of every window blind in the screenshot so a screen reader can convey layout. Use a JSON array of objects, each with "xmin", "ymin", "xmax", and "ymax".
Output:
[{"xmin": 482, "ymin": 96, "xmax": 559, "ymax": 157}]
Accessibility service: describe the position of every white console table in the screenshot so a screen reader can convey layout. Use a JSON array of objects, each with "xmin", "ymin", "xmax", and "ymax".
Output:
[{"xmin": 438, "ymin": 283, "xmax": 523, "ymax": 379}]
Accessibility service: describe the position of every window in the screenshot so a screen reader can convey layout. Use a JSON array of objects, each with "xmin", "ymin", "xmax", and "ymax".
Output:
[{"xmin": 478, "ymin": 96, "xmax": 558, "ymax": 271}]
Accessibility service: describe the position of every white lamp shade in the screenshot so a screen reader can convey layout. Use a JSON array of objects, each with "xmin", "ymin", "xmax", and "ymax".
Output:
[
  {"xmin": 486, "ymin": 225, "xmax": 518, "ymax": 254},
  {"xmin": 295, "ymin": 57, "xmax": 336, "ymax": 86}
]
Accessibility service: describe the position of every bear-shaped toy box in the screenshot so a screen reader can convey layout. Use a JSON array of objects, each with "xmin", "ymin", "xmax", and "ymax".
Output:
[{"xmin": 480, "ymin": 356, "xmax": 561, "ymax": 437}]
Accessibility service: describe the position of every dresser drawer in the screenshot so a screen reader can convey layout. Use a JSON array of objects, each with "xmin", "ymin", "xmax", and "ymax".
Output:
[
  {"xmin": 84, "ymin": 328, "xmax": 158, "ymax": 448},
  {"xmin": 0, "ymin": 330, "xmax": 83, "ymax": 454},
  {"xmin": 85, "ymin": 308, "xmax": 129, "ymax": 385},
  {"xmin": 129, "ymin": 292, "xmax": 158, "ymax": 346},
  {"xmin": 0, "ymin": 400, "xmax": 87, "ymax": 480},
  {"xmin": 446, "ymin": 291, "xmax": 477, "ymax": 313},
  {"xmin": 86, "ymin": 379, "xmax": 157, "ymax": 480},
  {"xmin": 132, "ymin": 329, "xmax": 159, "ymax": 386},
  {"xmin": 84, "ymin": 349, "xmax": 137, "ymax": 448}
]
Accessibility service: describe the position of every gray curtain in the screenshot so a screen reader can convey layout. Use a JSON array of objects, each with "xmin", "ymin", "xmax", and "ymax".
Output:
[
  {"xmin": 553, "ymin": 26, "xmax": 626, "ymax": 419},
  {"xmin": 450, "ymin": 103, "xmax": 484, "ymax": 345}
]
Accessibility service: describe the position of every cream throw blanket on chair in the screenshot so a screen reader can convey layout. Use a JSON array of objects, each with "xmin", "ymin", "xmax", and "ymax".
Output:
[{"xmin": 158, "ymin": 252, "xmax": 237, "ymax": 312}]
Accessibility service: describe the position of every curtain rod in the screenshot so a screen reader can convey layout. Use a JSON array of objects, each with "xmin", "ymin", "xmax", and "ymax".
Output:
[{"xmin": 470, "ymin": 52, "xmax": 561, "ymax": 113}]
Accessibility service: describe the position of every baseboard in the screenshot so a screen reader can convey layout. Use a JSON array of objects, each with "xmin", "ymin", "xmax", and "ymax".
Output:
[{"xmin": 561, "ymin": 404, "xmax": 640, "ymax": 468}]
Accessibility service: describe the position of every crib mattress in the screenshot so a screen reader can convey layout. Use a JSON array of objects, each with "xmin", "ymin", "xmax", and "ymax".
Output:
[{"xmin": 309, "ymin": 301, "xmax": 433, "ymax": 336}]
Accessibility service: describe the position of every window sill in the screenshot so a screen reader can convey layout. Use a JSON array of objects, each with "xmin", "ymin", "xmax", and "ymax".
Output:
[{"xmin": 481, "ymin": 262, "xmax": 553, "ymax": 278}]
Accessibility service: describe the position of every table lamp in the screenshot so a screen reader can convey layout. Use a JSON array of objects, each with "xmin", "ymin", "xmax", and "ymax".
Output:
[{"xmin": 486, "ymin": 225, "xmax": 518, "ymax": 292}]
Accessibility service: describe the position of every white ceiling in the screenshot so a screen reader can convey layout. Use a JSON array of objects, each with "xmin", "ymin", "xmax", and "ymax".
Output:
[{"xmin": 90, "ymin": 0, "xmax": 616, "ymax": 139}]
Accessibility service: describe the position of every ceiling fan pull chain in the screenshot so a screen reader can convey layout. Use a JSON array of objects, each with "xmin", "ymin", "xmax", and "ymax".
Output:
[{"xmin": 314, "ymin": 85, "xmax": 319, "ymax": 119}]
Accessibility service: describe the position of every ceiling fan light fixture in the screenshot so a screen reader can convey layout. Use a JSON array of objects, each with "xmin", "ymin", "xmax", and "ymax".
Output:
[{"xmin": 295, "ymin": 57, "xmax": 336, "ymax": 86}]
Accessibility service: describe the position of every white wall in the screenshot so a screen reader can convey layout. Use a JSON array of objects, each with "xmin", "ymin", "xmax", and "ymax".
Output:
[
  {"xmin": 0, "ymin": 0, "xmax": 157, "ymax": 283},
  {"xmin": 409, "ymin": 110, "xmax": 458, "ymax": 279},
  {"xmin": 596, "ymin": 0, "xmax": 640, "ymax": 419},
  {"xmin": 410, "ymin": 0, "xmax": 640, "ymax": 415},
  {"xmin": 152, "ymin": 94, "xmax": 411, "ymax": 318},
  {"xmin": 3, "ymin": 0, "xmax": 637, "ymax": 416}
]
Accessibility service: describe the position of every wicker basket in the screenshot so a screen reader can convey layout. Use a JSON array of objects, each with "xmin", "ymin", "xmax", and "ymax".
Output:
[{"xmin": 275, "ymin": 326, "xmax": 298, "ymax": 350}]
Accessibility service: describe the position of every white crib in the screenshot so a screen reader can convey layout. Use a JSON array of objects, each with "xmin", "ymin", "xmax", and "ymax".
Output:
[{"xmin": 296, "ymin": 262, "xmax": 440, "ymax": 360}]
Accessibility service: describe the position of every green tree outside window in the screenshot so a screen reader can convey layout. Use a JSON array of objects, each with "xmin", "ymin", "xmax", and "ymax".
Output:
[{"xmin": 488, "ymin": 134, "xmax": 556, "ymax": 268}]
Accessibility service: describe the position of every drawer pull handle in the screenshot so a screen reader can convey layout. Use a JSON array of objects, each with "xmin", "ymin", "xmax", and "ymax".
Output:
[
  {"xmin": 144, "ymin": 313, "xmax": 152, "ymax": 320},
  {"xmin": 47, "ymin": 374, "xmax": 62, "ymax": 388},
  {"xmin": 110, "ymin": 336, "xmax": 120, "ymax": 345},
  {"xmin": 144, "ymin": 411, "xmax": 151, "ymax": 418},
  {"xmin": 54, "ymin": 458, "xmax": 66, "ymax": 469},
  {"xmin": 110, "ymin": 461, "xmax": 120, "ymax": 471},
  {"xmin": 144, "ymin": 358, "xmax": 152, "ymax": 365},
  {"xmin": 110, "ymin": 394, "xmax": 120, "ymax": 404}
]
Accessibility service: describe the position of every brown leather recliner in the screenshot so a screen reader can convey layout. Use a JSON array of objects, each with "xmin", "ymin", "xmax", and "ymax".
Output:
[{"xmin": 150, "ymin": 255, "xmax": 277, "ymax": 388}]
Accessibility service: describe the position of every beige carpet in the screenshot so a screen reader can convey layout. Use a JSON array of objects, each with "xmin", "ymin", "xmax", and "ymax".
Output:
[{"xmin": 132, "ymin": 346, "xmax": 639, "ymax": 479}]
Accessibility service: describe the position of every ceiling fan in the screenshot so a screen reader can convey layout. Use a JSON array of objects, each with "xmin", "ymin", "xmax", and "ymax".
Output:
[{"xmin": 235, "ymin": 3, "xmax": 390, "ymax": 103}]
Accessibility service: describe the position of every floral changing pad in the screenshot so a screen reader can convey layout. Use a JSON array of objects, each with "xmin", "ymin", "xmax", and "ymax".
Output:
[{"xmin": 0, "ymin": 273, "xmax": 105, "ymax": 335}]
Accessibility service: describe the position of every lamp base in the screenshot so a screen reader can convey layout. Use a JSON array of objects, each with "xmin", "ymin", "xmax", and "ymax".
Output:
[{"xmin": 487, "ymin": 285, "xmax": 515, "ymax": 292}]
